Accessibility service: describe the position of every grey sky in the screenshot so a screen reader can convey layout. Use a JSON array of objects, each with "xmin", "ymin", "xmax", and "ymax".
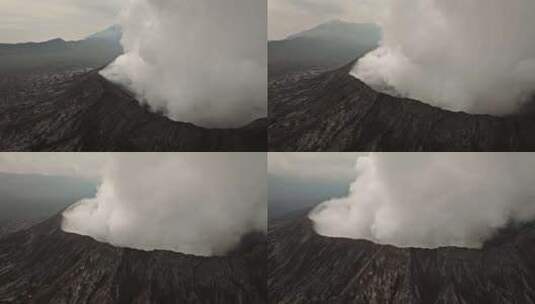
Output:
[
  {"xmin": 269, "ymin": 152, "xmax": 367, "ymax": 182},
  {"xmin": 0, "ymin": 0, "xmax": 122, "ymax": 43},
  {"xmin": 0, "ymin": 153, "xmax": 108, "ymax": 179},
  {"xmin": 268, "ymin": 0, "xmax": 389, "ymax": 40},
  {"xmin": 0, "ymin": 152, "xmax": 368, "ymax": 186},
  {"xmin": 0, "ymin": 0, "xmax": 389, "ymax": 43}
]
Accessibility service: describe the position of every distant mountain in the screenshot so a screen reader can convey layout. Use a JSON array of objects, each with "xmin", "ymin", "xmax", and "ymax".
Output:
[
  {"xmin": 268, "ymin": 20, "xmax": 381, "ymax": 78},
  {"xmin": 287, "ymin": 20, "xmax": 381, "ymax": 44},
  {"xmin": 0, "ymin": 69, "xmax": 267, "ymax": 151},
  {"xmin": 269, "ymin": 61, "xmax": 535, "ymax": 151},
  {"xmin": 86, "ymin": 25, "xmax": 122, "ymax": 42},
  {"xmin": 0, "ymin": 213, "xmax": 266, "ymax": 303},
  {"xmin": 0, "ymin": 25, "xmax": 123, "ymax": 74},
  {"xmin": 269, "ymin": 213, "xmax": 535, "ymax": 304}
]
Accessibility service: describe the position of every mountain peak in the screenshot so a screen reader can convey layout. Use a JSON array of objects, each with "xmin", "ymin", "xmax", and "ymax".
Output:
[
  {"xmin": 287, "ymin": 20, "xmax": 381, "ymax": 41},
  {"xmin": 323, "ymin": 19, "xmax": 346, "ymax": 25},
  {"xmin": 86, "ymin": 24, "xmax": 122, "ymax": 41},
  {"xmin": 44, "ymin": 37, "xmax": 66, "ymax": 43}
]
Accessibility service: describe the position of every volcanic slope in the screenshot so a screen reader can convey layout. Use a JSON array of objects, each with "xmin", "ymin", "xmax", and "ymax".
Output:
[
  {"xmin": 0, "ymin": 213, "xmax": 266, "ymax": 304},
  {"xmin": 268, "ymin": 61, "xmax": 535, "ymax": 151},
  {"xmin": 269, "ymin": 214, "xmax": 535, "ymax": 304},
  {"xmin": 0, "ymin": 69, "xmax": 267, "ymax": 151}
]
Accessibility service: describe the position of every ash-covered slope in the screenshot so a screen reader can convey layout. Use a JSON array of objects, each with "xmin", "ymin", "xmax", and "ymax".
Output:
[
  {"xmin": 0, "ymin": 213, "xmax": 266, "ymax": 304},
  {"xmin": 269, "ymin": 215, "xmax": 535, "ymax": 304},
  {"xmin": 0, "ymin": 70, "xmax": 266, "ymax": 151},
  {"xmin": 269, "ymin": 61, "xmax": 535, "ymax": 151}
]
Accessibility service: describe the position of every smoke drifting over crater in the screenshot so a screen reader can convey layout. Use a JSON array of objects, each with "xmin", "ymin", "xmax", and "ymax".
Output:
[
  {"xmin": 310, "ymin": 153, "xmax": 535, "ymax": 249},
  {"xmin": 101, "ymin": 0, "xmax": 267, "ymax": 128},
  {"xmin": 62, "ymin": 153, "xmax": 266, "ymax": 256},
  {"xmin": 353, "ymin": 0, "xmax": 535, "ymax": 115}
]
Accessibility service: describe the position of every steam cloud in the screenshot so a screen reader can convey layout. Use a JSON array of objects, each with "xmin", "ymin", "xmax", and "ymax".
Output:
[
  {"xmin": 310, "ymin": 153, "xmax": 535, "ymax": 248},
  {"xmin": 62, "ymin": 153, "xmax": 266, "ymax": 256},
  {"xmin": 101, "ymin": 0, "xmax": 267, "ymax": 128},
  {"xmin": 352, "ymin": 0, "xmax": 535, "ymax": 115}
]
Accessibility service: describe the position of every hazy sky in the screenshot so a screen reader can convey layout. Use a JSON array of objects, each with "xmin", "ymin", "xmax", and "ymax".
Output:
[
  {"xmin": 0, "ymin": 0, "xmax": 121, "ymax": 43},
  {"xmin": 0, "ymin": 153, "xmax": 107, "ymax": 179},
  {"xmin": 0, "ymin": 0, "xmax": 390, "ymax": 43},
  {"xmin": 268, "ymin": 0, "xmax": 388, "ymax": 40},
  {"xmin": 268, "ymin": 153, "xmax": 368, "ymax": 218},
  {"xmin": 269, "ymin": 152, "xmax": 367, "ymax": 182},
  {"xmin": 0, "ymin": 152, "xmax": 368, "ymax": 184}
]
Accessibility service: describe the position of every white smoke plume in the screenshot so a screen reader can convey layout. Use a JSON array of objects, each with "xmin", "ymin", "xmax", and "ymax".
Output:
[
  {"xmin": 62, "ymin": 153, "xmax": 266, "ymax": 256},
  {"xmin": 352, "ymin": 0, "xmax": 535, "ymax": 115},
  {"xmin": 101, "ymin": 0, "xmax": 267, "ymax": 128},
  {"xmin": 310, "ymin": 153, "xmax": 535, "ymax": 249}
]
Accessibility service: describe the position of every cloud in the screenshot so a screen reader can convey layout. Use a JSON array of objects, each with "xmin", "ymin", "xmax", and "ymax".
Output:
[
  {"xmin": 62, "ymin": 153, "xmax": 267, "ymax": 256},
  {"xmin": 310, "ymin": 153, "xmax": 535, "ymax": 249},
  {"xmin": 353, "ymin": 0, "xmax": 535, "ymax": 115},
  {"xmin": 102, "ymin": 0, "xmax": 266, "ymax": 128}
]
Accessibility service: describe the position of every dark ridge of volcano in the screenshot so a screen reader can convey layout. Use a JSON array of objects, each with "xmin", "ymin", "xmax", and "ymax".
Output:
[
  {"xmin": 0, "ymin": 70, "xmax": 266, "ymax": 151},
  {"xmin": 268, "ymin": 61, "xmax": 535, "ymax": 151},
  {"xmin": 268, "ymin": 214, "xmax": 535, "ymax": 304},
  {"xmin": 0, "ymin": 213, "xmax": 266, "ymax": 304}
]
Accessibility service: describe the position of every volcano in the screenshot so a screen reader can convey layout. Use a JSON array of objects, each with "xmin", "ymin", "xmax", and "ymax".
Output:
[
  {"xmin": 0, "ymin": 69, "xmax": 266, "ymax": 151},
  {"xmin": 269, "ymin": 213, "xmax": 535, "ymax": 304},
  {"xmin": 268, "ymin": 61, "xmax": 535, "ymax": 151},
  {"xmin": 0, "ymin": 213, "xmax": 266, "ymax": 304}
]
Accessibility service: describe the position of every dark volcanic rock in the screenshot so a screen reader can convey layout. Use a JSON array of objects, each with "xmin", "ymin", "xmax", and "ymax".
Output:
[
  {"xmin": 269, "ymin": 61, "xmax": 535, "ymax": 151},
  {"xmin": 0, "ymin": 214, "xmax": 266, "ymax": 304},
  {"xmin": 0, "ymin": 219, "xmax": 41, "ymax": 240},
  {"xmin": 0, "ymin": 70, "xmax": 266, "ymax": 151},
  {"xmin": 269, "ymin": 215, "xmax": 535, "ymax": 304}
]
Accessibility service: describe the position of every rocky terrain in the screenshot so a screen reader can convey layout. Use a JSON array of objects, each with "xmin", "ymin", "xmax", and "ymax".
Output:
[
  {"xmin": 269, "ymin": 214, "xmax": 535, "ymax": 304},
  {"xmin": 0, "ymin": 219, "xmax": 40, "ymax": 240},
  {"xmin": 269, "ymin": 61, "xmax": 535, "ymax": 151},
  {"xmin": 0, "ymin": 69, "xmax": 266, "ymax": 151},
  {"xmin": 0, "ymin": 213, "xmax": 266, "ymax": 304}
]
